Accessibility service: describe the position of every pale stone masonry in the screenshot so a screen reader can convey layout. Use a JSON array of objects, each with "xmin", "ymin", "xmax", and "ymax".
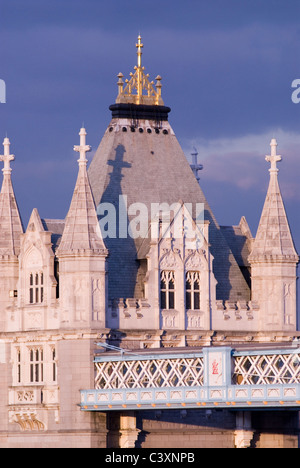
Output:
[
  {"xmin": 248, "ymin": 139, "xmax": 299, "ymax": 331},
  {"xmin": 0, "ymin": 37, "xmax": 299, "ymax": 448}
]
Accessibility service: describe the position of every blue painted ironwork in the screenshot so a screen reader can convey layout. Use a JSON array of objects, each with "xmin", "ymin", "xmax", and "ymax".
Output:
[{"xmin": 80, "ymin": 346, "xmax": 300, "ymax": 411}]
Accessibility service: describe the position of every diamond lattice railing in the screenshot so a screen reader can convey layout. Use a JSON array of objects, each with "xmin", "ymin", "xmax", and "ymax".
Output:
[
  {"xmin": 95, "ymin": 356, "xmax": 204, "ymax": 390},
  {"xmin": 233, "ymin": 352, "xmax": 300, "ymax": 385},
  {"xmin": 81, "ymin": 347, "xmax": 300, "ymax": 411}
]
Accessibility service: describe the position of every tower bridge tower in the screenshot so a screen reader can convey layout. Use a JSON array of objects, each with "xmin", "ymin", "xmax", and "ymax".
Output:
[
  {"xmin": 0, "ymin": 36, "xmax": 299, "ymax": 449},
  {"xmin": 88, "ymin": 35, "xmax": 251, "ymax": 342}
]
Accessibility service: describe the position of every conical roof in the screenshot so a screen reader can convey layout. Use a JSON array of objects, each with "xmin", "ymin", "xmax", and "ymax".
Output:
[
  {"xmin": 0, "ymin": 137, "xmax": 24, "ymax": 256},
  {"xmin": 88, "ymin": 38, "xmax": 250, "ymax": 301},
  {"xmin": 57, "ymin": 128, "xmax": 107, "ymax": 256},
  {"xmin": 249, "ymin": 139, "xmax": 298, "ymax": 262}
]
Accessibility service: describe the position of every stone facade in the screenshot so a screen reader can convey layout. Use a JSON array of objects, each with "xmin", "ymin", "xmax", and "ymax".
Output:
[{"xmin": 0, "ymin": 37, "xmax": 299, "ymax": 448}]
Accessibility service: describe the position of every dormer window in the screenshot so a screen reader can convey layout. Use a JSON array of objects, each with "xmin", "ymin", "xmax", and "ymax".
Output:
[
  {"xmin": 185, "ymin": 271, "xmax": 200, "ymax": 310},
  {"xmin": 160, "ymin": 270, "xmax": 175, "ymax": 310},
  {"xmin": 29, "ymin": 272, "xmax": 44, "ymax": 304}
]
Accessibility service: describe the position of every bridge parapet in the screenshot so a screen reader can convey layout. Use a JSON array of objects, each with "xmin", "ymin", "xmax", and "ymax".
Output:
[{"xmin": 80, "ymin": 346, "xmax": 300, "ymax": 411}]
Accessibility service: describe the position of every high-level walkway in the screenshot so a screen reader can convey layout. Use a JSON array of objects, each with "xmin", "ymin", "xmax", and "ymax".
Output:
[{"xmin": 80, "ymin": 344, "xmax": 300, "ymax": 411}]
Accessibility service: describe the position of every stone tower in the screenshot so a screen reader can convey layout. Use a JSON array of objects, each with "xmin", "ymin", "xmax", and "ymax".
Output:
[
  {"xmin": 248, "ymin": 138, "xmax": 299, "ymax": 330},
  {"xmin": 0, "ymin": 137, "xmax": 23, "ymax": 331},
  {"xmin": 57, "ymin": 127, "xmax": 108, "ymax": 328},
  {"xmin": 0, "ymin": 36, "xmax": 299, "ymax": 449},
  {"xmin": 88, "ymin": 36, "xmax": 251, "ymax": 340},
  {"xmin": 0, "ymin": 129, "xmax": 109, "ymax": 447}
]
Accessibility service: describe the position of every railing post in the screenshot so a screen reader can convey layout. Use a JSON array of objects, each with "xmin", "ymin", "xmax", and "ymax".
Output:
[{"xmin": 203, "ymin": 346, "xmax": 233, "ymax": 390}]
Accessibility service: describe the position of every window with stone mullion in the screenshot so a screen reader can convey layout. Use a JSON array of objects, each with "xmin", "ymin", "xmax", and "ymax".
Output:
[
  {"xmin": 160, "ymin": 270, "xmax": 175, "ymax": 310},
  {"xmin": 185, "ymin": 271, "xmax": 200, "ymax": 310}
]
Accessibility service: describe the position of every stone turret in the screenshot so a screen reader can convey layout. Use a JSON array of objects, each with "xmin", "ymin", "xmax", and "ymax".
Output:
[
  {"xmin": 0, "ymin": 137, "xmax": 24, "ymax": 330},
  {"xmin": 249, "ymin": 138, "xmax": 299, "ymax": 330},
  {"xmin": 57, "ymin": 128, "xmax": 108, "ymax": 328}
]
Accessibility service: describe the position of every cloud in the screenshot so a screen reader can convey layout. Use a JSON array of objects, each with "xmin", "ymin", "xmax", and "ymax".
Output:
[
  {"xmin": 182, "ymin": 128, "xmax": 300, "ymax": 201},
  {"xmin": 1, "ymin": 2, "xmax": 300, "ymax": 230}
]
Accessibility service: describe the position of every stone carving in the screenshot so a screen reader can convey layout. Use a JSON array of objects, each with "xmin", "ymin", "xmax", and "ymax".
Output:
[
  {"xmin": 9, "ymin": 411, "xmax": 45, "ymax": 431},
  {"xmin": 160, "ymin": 248, "xmax": 181, "ymax": 269},
  {"xmin": 25, "ymin": 246, "xmax": 43, "ymax": 269},
  {"xmin": 92, "ymin": 278, "xmax": 102, "ymax": 321},
  {"xmin": 17, "ymin": 391, "xmax": 34, "ymax": 403},
  {"xmin": 185, "ymin": 250, "xmax": 203, "ymax": 271}
]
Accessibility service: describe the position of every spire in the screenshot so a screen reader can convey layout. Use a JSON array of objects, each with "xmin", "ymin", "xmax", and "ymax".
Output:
[
  {"xmin": 0, "ymin": 137, "xmax": 23, "ymax": 256},
  {"xmin": 57, "ymin": 128, "xmax": 107, "ymax": 256},
  {"xmin": 249, "ymin": 139, "xmax": 298, "ymax": 262},
  {"xmin": 116, "ymin": 35, "xmax": 164, "ymax": 106}
]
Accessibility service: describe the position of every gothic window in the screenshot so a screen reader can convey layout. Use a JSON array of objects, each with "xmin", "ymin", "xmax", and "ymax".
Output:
[
  {"xmin": 13, "ymin": 344, "xmax": 57, "ymax": 386},
  {"xmin": 54, "ymin": 260, "xmax": 59, "ymax": 299},
  {"xmin": 185, "ymin": 271, "xmax": 200, "ymax": 310},
  {"xmin": 160, "ymin": 270, "xmax": 175, "ymax": 310},
  {"xmin": 51, "ymin": 347, "xmax": 57, "ymax": 382},
  {"xmin": 29, "ymin": 274, "xmax": 33, "ymax": 303},
  {"xmin": 17, "ymin": 349, "xmax": 21, "ymax": 384},
  {"xmin": 30, "ymin": 348, "xmax": 44, "ymax": 383},
  {"xmin": 29, "ymin": 272, "xmax": 44, "ymax": 304}
]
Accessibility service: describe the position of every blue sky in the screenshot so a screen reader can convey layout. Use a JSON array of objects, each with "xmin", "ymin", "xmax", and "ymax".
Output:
[{"xmin": 1, "ymin": 0, "xmax": 300, "ymax": 266}]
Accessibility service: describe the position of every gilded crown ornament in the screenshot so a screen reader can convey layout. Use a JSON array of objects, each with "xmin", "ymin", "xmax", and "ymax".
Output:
[{"xmin": 116, "ymin": 35, "xmax": 164, "ymax": 106}]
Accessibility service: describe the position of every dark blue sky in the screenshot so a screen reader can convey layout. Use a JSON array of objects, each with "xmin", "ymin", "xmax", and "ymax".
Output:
[{"xmin": 1, "ymin": 0, "xmax": 300, "ymax": 267}]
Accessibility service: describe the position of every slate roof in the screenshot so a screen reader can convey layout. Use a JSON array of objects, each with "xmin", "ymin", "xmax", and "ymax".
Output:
[
  {"xmin": 41, "ymin": 219, "xmax": 65, "ymax": 252},
  {"xmin": 88, "ymin": 112, "xmax": 251, "ymax": 301},
  {"xmin": 220, "ymin": 220, "xmax": 253, "ymax": 288}
]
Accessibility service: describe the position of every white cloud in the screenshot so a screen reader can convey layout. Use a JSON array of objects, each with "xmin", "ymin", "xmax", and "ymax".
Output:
[{"xmin": 183, "ymin": 128, "xmax": 300, "ymax": 201}]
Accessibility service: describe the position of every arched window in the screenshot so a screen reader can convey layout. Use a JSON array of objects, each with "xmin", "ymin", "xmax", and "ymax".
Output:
[
  {"xmin": 185, "ymin": 271, "xmax": 200, "ymax": 310},
  {"xmin": 160, "ymin": 270, "xmax": 175, "ymax": 310},
  {"xmin": 29, "ymin": 272, "xmax": 44, "ymax": 304}
]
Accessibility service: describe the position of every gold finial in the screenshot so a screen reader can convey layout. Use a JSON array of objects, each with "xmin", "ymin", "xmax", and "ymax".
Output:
[
  {"xmin": 136, "ymin": 35, "xmax": 143, "ymax": 69},
  {"xmin": 116, "ymin": 35, "xmax": 164, "ymax": 106}
]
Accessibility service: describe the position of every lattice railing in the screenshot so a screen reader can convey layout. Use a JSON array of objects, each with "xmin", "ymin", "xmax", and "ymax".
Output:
[
  {"xmin": 81, "ymin": 347, "xmax": 300, "ymax": 411},
  {"xmin": 95, "ymin": 356, "xmax": 204, "ymax": 390},
  {"xmin": 233, "ymin": 351, "xmax": 300, "ymax": 385}
]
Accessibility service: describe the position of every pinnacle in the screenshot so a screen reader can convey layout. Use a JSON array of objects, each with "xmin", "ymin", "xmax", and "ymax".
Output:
[
  {"xmin": 57, "ymin": 128, "xmax": 107, "ymax": 256},
  {"xmin": 0, "ymin": 136, "xmax": 24, "ymax": 256},
  {"xmin": 249, "ymin": 139, "xmax": 298, "ymax": 262}
]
